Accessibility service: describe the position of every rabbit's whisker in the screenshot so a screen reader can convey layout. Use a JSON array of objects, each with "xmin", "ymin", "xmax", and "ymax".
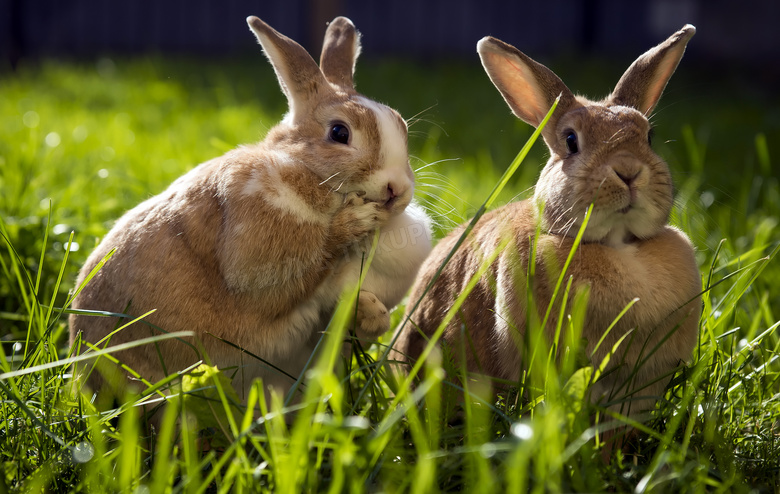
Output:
[
  {"xmin": 417, "ymin": 183, "xmax": 450, "ymax": 194},
  {"xmin": 406, "ymin": 103, "xmax": 438, "ymax": 124},
  {"xmin": 606, "ymin": 128, "xmax": 626, "ymax": 144},
  {"xmin": 413, "ymin": 157, "xmax": 462, "ymax": 172},
  {"xmin": 547, "ymin": 204, "xmax": 577, "ymax": 236},
  {"xmin": 319, "ymin": 172, "xmax": 342, "ymax": 186},
  {"xmin": 329, "ymin": 180, "xmax": 347, "ymax": 194}
]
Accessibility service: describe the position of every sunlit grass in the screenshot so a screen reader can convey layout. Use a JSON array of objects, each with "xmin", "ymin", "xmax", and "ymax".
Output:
[{"xmin": 1, "ymin": 56, "xmax": 779, "ymax": 492}]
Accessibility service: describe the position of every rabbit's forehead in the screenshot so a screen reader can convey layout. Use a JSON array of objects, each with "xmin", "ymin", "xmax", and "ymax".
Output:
[
  {"xmin": 559, "ymin": 105, "xmax": 648, "ymax": 139},
  {"xmin": 320, "ymin": 97, "xmax": 405, "ymax": 134},
  {"xmin": 354, "ymin": 96, "xmax": 407, "ymax": 136},
  {"xmin": 318, "ymin": 98, "xmax": 372, "ymax": 125}
]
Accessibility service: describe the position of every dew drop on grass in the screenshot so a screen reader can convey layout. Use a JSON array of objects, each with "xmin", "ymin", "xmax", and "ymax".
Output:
[
  {"xmin": 45, "ymin": 132, "xmax": 61, "ymax": 148},
  {"xmin": 510, "ymin": 421, "xmax": 533, "ymax": 441},
  {"xmin": 72, "ymin": 125, "xmax": 88, "ymax": 143},
  {"xmin": 342, "ymin": 415, "xmax": 370, "ymax": 430},
  {"xmin": 101, "ymin": 147, "xmax": 116, "ymax": 161},
  {"xmin": 22, "ymin": 111, "xmax": 40, "ymax": 128},
  {"xmin": 700, "ymin": 191, "xmax": 715, "ymax": 209},
  {"xmin": 54, "ymin": 241, "xmax": 79, "ymax": 252},
  {"xmin": 72, "ymin": 441, "xmax": 95, "ymax": 463},
  {"xmin": 12, "ymin": 342, "xmax": 22, "ymax": 354},
  {"xmin": 253, "ymin": 461, "xmax": 269, "ymax": 481},
  {"xmin": 480, "ymin": 442, "xmax": 498, "ymax": 458}
]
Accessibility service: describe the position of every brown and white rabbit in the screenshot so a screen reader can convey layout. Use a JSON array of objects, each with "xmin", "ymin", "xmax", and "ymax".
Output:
[
  {"xmin": 394, "ymin": 26, "xmax": 701, "ymax": 420},
  {"xmin": 69, "ymin": 16, "xmax": 432, "ymax": 402}
]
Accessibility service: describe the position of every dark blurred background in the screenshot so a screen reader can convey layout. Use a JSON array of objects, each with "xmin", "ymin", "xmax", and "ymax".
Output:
[
  {"xmin": 2, "ymin": 0, "xmax": 779, "ymax": 68},
  {"xmin": 1, "ymin": 0, "xmax": 778, "ymax": 195}
]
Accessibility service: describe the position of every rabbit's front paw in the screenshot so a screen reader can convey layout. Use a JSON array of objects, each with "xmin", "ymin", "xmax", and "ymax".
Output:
[
  {"xmin": 346, "ymin": 191, "xmax": 389, "ymax": 227},
  {"xmin": 332, "ymin": 192, "xmax": 389, "ymax": 246},
  {"xmin": 355, "ymin": 290, "xmax": 390, "ymax": 339},
  {"xmin": 343, "ymin": 190, "xmax": 367, "ymax": 207}
]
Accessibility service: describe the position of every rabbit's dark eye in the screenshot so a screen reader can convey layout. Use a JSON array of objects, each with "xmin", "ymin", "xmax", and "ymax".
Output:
[
  {"xmin": 330, "ymin": 124, "xmax": 350, "ymax": 145},
  {"xmin": 647, "ymin": 127, "xmax": 655, "ymax": 146},
  {"xmin": 565, "ymin": 131, "xmax": 578, "ymax": 154}
]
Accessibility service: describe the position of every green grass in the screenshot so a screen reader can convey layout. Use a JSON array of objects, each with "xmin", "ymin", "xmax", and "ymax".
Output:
[{"xmin": 1, "ymin": 55, "xmax": 779, "ymax": 492}]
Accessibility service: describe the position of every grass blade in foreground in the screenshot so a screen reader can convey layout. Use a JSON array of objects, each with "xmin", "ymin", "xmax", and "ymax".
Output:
[{"xmin": 355, "ymin": 96, "xmax": 561, "ymax": 410}]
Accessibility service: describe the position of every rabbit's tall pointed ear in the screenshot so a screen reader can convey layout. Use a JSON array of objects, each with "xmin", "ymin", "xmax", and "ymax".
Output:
[
  {"xmin": 247, "ymin": 16, "xmax": 329, "ymax": 121},
  {"xmin": 477, "ymin": 36, "xmax": 575, "ymax": 129},
  {"xmin": 610, "ymin": 25, "xmax": 696, "ymax": 115},
  {"xmin": 320, "ymin": 17, "xmax": 361, "ymax": 89}
]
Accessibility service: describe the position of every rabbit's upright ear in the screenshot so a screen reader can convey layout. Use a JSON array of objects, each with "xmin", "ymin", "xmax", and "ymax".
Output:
[
  {"xmin": 320, "ymin": 17, "xmax": 361, "ymax": 89},
  {"xmin": 247, "ymin": 16, "xmax": 329, "ymax": 121},
  {"xmin": 477, "ymin": 36, "xmax": 574, "ymax": 129},
  {"xmin": 610, "ymin": 25, "xmax": 696, "ymax": 115}
]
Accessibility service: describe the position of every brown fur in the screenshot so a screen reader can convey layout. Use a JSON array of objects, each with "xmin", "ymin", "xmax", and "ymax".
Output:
[
  {"xmin": 319, "ymin": 17, "xmax": 361, "ymax": 88},
  {"xmin": 394, "ymin": 25, "xmax": 700, "ymax": 418},
  {"xmin": 69, "ymin": 16, "xmax": 432, "ymax": 402}
]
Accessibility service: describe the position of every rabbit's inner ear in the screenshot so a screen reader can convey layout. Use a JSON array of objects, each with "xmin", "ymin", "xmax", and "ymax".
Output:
[
  {"xmin": 247, "ymin": 16, "xmax": 330, "ymax": 120},
  {"xmin": 609, "ymin": 25, "xmax": 696, "ymax": 115},
  {"xmin": 320, "ymin": 17, "xmax": 361, "ymax": 89},
  {"xmin": 477, "ymin": 37, "xmax": 573, "ymax": 129}
]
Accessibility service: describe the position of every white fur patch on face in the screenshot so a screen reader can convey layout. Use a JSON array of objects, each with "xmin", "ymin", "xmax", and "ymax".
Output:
[{"xmin": 356, "ymin": 97, "xmax": 413, "ymax": 203}]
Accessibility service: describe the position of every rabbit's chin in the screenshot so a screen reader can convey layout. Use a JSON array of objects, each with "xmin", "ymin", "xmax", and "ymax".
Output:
[{"xmin": 555, "ymin": 206, "xmax": 668, "ymax": 249}]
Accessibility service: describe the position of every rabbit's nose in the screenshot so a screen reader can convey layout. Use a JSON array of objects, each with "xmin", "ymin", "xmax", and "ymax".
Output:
[
  {"xmin": 384, "ymin": 183, "xmax": 399, "ymax": 207},
  {"xmin": 614, "ymin": 167, "xmax": 641, "ymax": 187},
  {"xmin": 383, "ymin": 179, "xmax": 410, "ymax": 207},
  {"xmin": 386, "ymin": 179, "xmax": 409, "ymax": 200},
  {"xmin": 615, "ymin": 170, "xmax": 637, "ymax": 186}
]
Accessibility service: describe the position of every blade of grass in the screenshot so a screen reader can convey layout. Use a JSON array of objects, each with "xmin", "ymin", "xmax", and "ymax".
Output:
[
  {"xmin": 353, "ymin": 95, "xmax": 561, "ymax": 412},
  {"xmin": 0, "ymin": 329, "xmax": 192, "ymax": 380}
]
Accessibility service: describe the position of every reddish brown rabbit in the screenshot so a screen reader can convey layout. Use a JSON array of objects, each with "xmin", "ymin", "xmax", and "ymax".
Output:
[
  {"xmin": 69, "ymin": 16, "xmax": 432, "ymax": 401},
  {"xmin": 394, "ymin": 26, "xmax": 700, "ymax": 419}
]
